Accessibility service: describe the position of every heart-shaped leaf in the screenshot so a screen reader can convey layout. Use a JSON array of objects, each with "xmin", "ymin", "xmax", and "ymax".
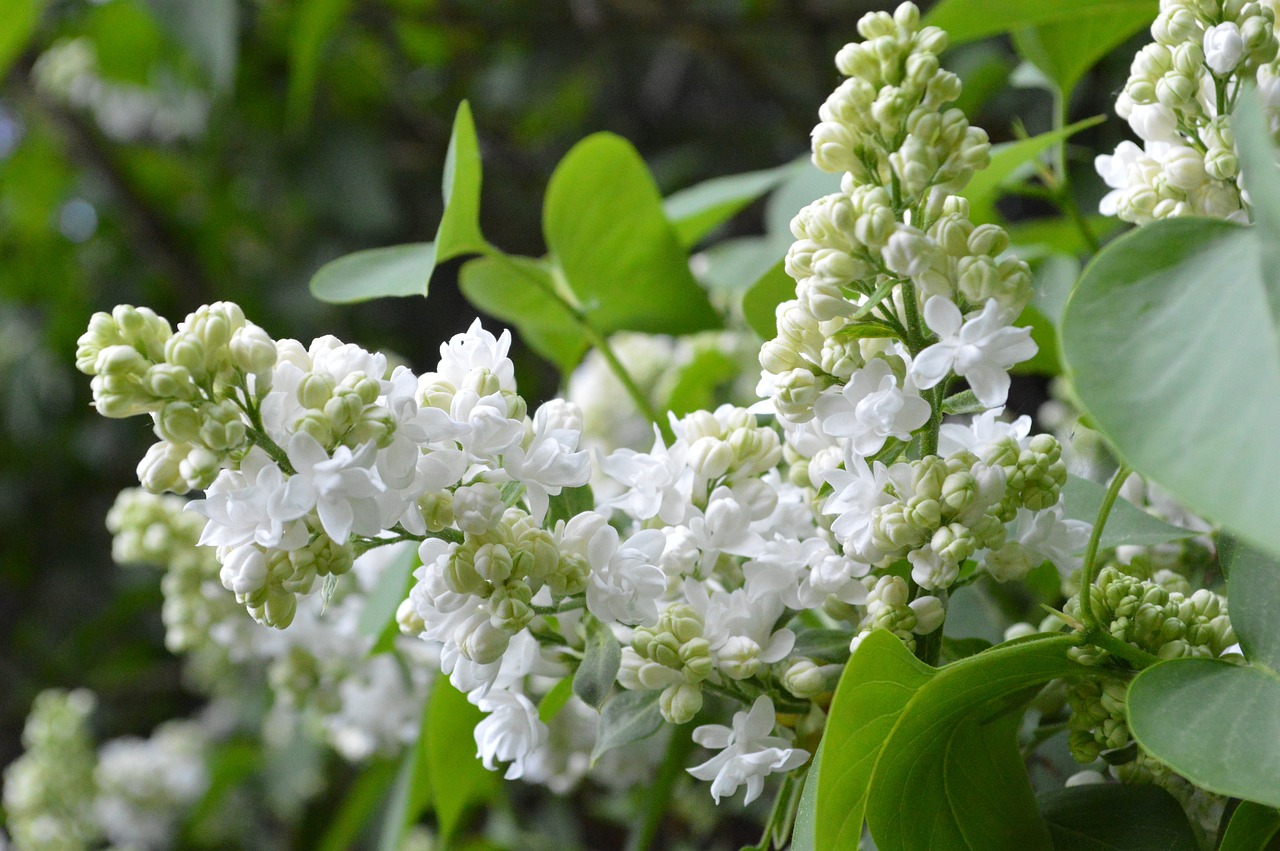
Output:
[
  {"xmin": 1220, "ymin": 801, "xmax": 1280, "ymax": 850},
  {"xmin": 817, "ymin": 631, "xmax": 1084, "ymax": 850},
  {"xmin": 1062, "ymin": 216, "xmax": 1280, "ymax": 559}
]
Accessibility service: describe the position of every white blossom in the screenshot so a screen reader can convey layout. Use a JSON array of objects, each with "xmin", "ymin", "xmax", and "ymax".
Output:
[
  {"xmin": 687, "ymin": 696, "xmax": 809, "ymax": 804},
  {"xmin": 813, "ymin": 358, "xmax": 931, "ymax": 456},
  {"xmin": 270, "ymin": 433, "xmax": 384, "ymax": 542},
  {"xmin": 911, "ymin": 297, "xmax": 1036, "ymax": 407}
]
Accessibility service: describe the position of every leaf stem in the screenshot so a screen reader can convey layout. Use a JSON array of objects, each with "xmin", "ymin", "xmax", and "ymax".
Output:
[
  {"xmin": 480, "ymin": 243, "xmax": 672, "ymax": 442},
  {"xmin": 1078, "ymin": 464, "xmax": 1130, "ymax": 633},
  {"xmin": 246, "ymin": 425, "xmax": 295, "ymax": 475}
]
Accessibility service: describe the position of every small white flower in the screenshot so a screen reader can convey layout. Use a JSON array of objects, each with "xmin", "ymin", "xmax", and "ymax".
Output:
[
  {"xmin": 560, "ymin": 513, "xmax": 666, "ymax": 626},
  {"xmin": 504, "ymin": 401, "xmax": 592, "ymax": 523},
  {"xmin": 269, "ymin": 433, "xmax": 384, "ymax": 542},
  {"xmin": 189, "ymin": 449, "xmax": 308, "ymax": 550},
  {"xmin": 1204, "ymin": 22, "xmax": 1244, "ymax": 75},
  {"xmin": 687, "ymin": 696, "xmax": 809, "ymax": 805},
  {"xmin": 911, "ymin": 297, "xmax": 1037, "ymax": 407},
  {"xmin": 813, "ymin": 358, "xmax": 931, "ymax": 456},
  {"xmin": 472, "ymin": 690, "xmax": 548, "ymax": 780},
  {"xmin": 601, "ymin": 427, "xmax": 691, "ymax": 525}
]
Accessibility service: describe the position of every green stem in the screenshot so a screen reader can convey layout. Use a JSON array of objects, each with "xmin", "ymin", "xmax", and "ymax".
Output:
[
  {"xmin": 532, "ymin": 597, "xmax": 586, "ymax": 616},
  {"xmin": 1074, "ymin": 465, "xmax": 1159, "ymax": 670},
  {"xmin": 246, "ymin": 426, "xmax": 295, "ymax": 475},
  {"xmin": 579, "ymin": 321, "xmax": 672, "ymax": 443},
  {"xmin": 1077, "ymin": 464, "xmax": 1130, "ymax": 633},
  {"xmin": 480, "ymin": 244, "xmax": 671, "ymax": 442}
]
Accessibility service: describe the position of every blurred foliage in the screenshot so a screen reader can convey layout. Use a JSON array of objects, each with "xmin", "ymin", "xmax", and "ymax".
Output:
[{"xmin": 0, "ymin": 0, "xmax": 1145, "ymax": 844}]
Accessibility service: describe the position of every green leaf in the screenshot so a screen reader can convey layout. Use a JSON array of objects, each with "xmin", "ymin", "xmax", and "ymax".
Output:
[
  {"xmin": 1006, "ymin": 216, "xmax": 1125, "ymax": 258},
  {"xmin": 663, "ymin": 164, "xmax": 791, "ymax": 249},
  {"xmin": 790, "ymin": 741, "xmax": 822, "ymax": 851},
  {"xmin": 1061, "ymin": 217, "xmax": 1280, "ymax": 559},
  {"xmin": 356, "ymin": 542, "xmax": 419, "ymax": 656},
  {"xmin": 426, "ymin": 680, "xmax": 500, "ymax": 841},
  {"xmin": 0, "ymin": 0, "xmax": 42, "ymax": 82},
  {"xmin": 865, "ymin": 638, "xmax": 1080, "ymax": 850},
  {"xmin": 1234, "ymin": 87, "xmax": 1280, "ymax": 328},
  {"xmin": 590, "ymin": 690, "xmax": 663, "ymax": 764},
  {"xmin": 537, "ymin": 677, "xmax": 574, "ymax": 724},
  {"xmin": 543, "ymin": 133, "xmax": 720, "ymax": 337},
  {"xmin": 317, "ymin": 758, "xmax": 398, "ymax": 851},
  {"xmin": 1128, "ymin": 658, "xmax": 1280, "ymax": 808},
  {"xmin": 663, "ymin": 347, "xmax": 739, "ymax": 418},
  {"xmin": 818, "ymin": 632, "xmax": 1084, "ymax": 851},
  {"xmin": 457, "ymin": 254, "xmax": 588, "ymax": 373},
  {"xmin": 833, "ymin": 320, "xmax": 900, "ymax": 342},
  {"xmin": 546, "ymin": 484, "xmax": 595, "ymax": 529},
  {"xmin": 286, "ymin": 0, "xmax": 352, "ymax": 126},
  {"xmin": 742, "ymin": 258, "xmax": 793, "ymax": 340},
  {"xmin": 435, "ymin": 101, "xmax": 486, "ymax": 262},
  {"xmin": 924, "ymin": 0, "xmax": 1155, "ymax": 46},
  {"xmin": 310, "ymin": 243, "xmax": 435, "ymax": 304},
  {"xmin": 942, "ymin": 390, "xmax": 984, "ymax": 415},
  {"xmin": 964, "ymin": 116, "xmax": 1104, "ymax": 224},
  {"xmin": 790, "ymin": 628, "xmax": 854, "ymax": 664},
  {"xmin": 1012, "ymin": 8, "xmax": 1155, "ymax": 100},
  {"xmin": 378, "ymin": 696, "xmax": 434, "ymax": 851},
  {"xmin": 1059, "ymin": 475, "xmax": 1196, "ymax": 550},
  {"xmin": 1038, "ymin": 785, "xmax": 1199, "ymax": 850},
  {"xmin": 309, "ymin": 103, "xmax": 484, "ymax": 305},
  {"xmin": 814, "ymin": 631, "xmax": 934, "ymax": 849},
  {"xmin": 573, "ymin": 614, "xmax": 621, "ymax": 711},
  {"xmin": 1225, "ymin": 542, "xmax": 1280, "ymax": 667},
  {"xmin": 1011, "ymin": 304, "xmax": 1061, "ymax": 376},
  {"xmin": 146, "ymin": 0, "xmax": 238, "ymax": 92},
  {"xmin": 1220, "ymin": 802, "xmax": 1280, "ymax": 851}
]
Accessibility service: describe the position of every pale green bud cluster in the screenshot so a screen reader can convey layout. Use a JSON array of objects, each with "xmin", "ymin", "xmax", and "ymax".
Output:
[
  {"xmin": 813, "ymin": 3, "xmax": 988, "ymax": 199},
  {"xmin": 1064, "ymin": 565, "xmax": 1235, "ymax": 766},
  {"xmin": 416, "ymin": 507, "xmax": 562, "ymax": 662},
  {"xmin": 856, "ymin": 437, "xmax": 1066, "ymax": 588},
  {"xmin": 680, "ymin": 406, "xmax": 783, "ymax": 488},
  {"xmin": 621, "ymin": 604, "xmax": 714, "ymax": 724},
  {"xmin": 219, "ymin": 534, "xmax": 354, "ymax": 629},
  {"xmin": 850, "ymin": 576, "xmax": 944, "ymax": 652},
  {"xmin": 268, "ymin": 645, "xmax": 338, "ymax": 713},
  {"xmin": 106, "ymin": 489, "xmax": 238, "ymax": 654},
  {"xmin": 287, "ymin": 366, "xmax": 394, "ymax": 450},
  {"xmin": 1066, "ymin": 676, "xmax": 1133, "ymax": 763},
  {"xmin": 2, "ymin": 689, "xmax": 100, "ymax": 851},
  {"xmin": 1066, "ymin": 566, "xmax": 1236, "ymax": 666},
  {"xmin": 76, "ymin": 302, "xmax": 274, "ymax": 492},
  {"xmin": 882, "ymin": 196, "xmax": 1032, "ymax": 315}
]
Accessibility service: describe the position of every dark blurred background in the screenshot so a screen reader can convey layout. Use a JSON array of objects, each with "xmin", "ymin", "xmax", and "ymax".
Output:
[{"xmin": 0, "ymin": 0, "xmax": 1138, "ymax": 819}]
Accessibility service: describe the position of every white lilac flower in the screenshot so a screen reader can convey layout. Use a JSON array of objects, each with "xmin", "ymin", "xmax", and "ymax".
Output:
[
  {"xmin": 189, "ymin": 448, "xmax": 308, "ymax": 551},
  {"xmin": 432, "ymin": 319, "xmax": 517, "ymax": 393},
  {"xmin": 472, "ymin": 690, "xmax": 548, "ymax": 781},
  {"xmin": 937, "ymin": 407, "xmax": 1031, "ymax": 457},
  {"xmin": 1204, "ymin": 22, "xmax": 1245, "ymax": 75},
  {"xmin": 560, "ymin": 513, "xmax": 666, "ymax": 626},
  {"xmin": 813, "ymin": 358, "xmax": 931, "ymax": 457},
  {"xmin": 270, "ymin": 433, "xmax": 385, "ymax": 542},
  {"xmin": 685, "ymin": 581, "xmax": 795, "ymax": 680},
  {"xmin": 377, "ymin": 365, "xmax": 467, "ymax": 489},
  {"xmin": 1011, "ymin": 504, "xmax": 1092, "ymax": 576},
  {"xmin": 600, "ymin": 427, "xmax": 691, "ymax": 525},
  {"xmin": 821, "ymin": 457, "xmax": 902, "ymax": 560},
  {"xmin": 684, "ymin": 486, "xmax": 767, "ymax": 570},
  {"xmin": 687, "ymin": 696, "xmax": 809, "ymax": 805},
  {"xmin": 911, "ymin": 297, "xmax": 1037, "ymax": 408},
  {"xmin": 504, "ymin": 400, "xmax": 592, "ymax": 523}
]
